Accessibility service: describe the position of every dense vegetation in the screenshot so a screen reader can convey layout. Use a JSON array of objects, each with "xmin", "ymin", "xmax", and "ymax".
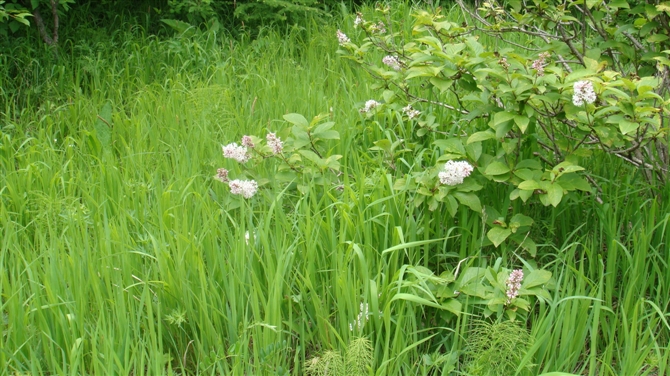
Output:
[{"xmin": 1, "ymin": 1, "xmax": 668, "ymax": 375}]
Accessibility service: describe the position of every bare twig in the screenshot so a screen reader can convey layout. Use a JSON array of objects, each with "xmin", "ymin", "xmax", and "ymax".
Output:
[
  {"xmin": 622, "ymin": 31, "xmax": 648, "ymax": 53},
  {"xmin": 557, "ymin": 24, "xmax": 585, "ymax": 66}
]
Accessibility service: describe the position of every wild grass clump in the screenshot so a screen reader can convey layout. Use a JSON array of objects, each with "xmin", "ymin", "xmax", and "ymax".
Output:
[
  {"xmin": 462, "ymin": 321, "xmax": 534, "ymax": 376},
  {"xmin": 304, "ymin": 337, "xmax": 373, "ymax": 376}
]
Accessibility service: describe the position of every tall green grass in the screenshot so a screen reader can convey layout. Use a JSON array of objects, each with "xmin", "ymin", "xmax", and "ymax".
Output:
[{"xmin": 1, "ymin": 2, "xmax": 668, "ymax": 375}]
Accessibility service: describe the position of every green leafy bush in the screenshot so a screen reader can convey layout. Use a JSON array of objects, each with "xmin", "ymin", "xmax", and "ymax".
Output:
[{"xmin": 336, "ymin": 1, "xmax": 670, "ymax": 251}]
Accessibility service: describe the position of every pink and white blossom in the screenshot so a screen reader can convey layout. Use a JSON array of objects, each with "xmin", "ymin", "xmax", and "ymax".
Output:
[
  {"xmin": 214, "ymin": 168, "xmax": 229, "ymax": 183},
  {"xmin": 505, "ymin": 269, "xmax": 524, "ymax": 304},
  {"xmin": 531, "ymin": 52, "xmax": 551, "ymax": 76},
  {"xmin": 241, "ymin": 135, "xmax": 255, "ymax": 148},
  {"xmin": 572, "ymin": 80, "xmax": 596, "ymax": 106},
  {"xmin": 354, "ymin": 12, "xmax": 364, "ymax": 27},
  {"xmin": 382, "ymin": 55, "xmax": 401, "ymax": 71},
  {"xmin": 402, "ymin": 104, "xmax": 420, "ymax": 119},
  {"xmin": 438, "ymin": 160, "xmax": 474, "ymax": 186},
  {"xmin": 222, "ymin": 143, "xmax": 250, "ymax": 163},
  {"xmin": 336, "ymin": 30, "xmax": 350, "ymax": 45},
  {"xmin": 360, "ymin": 99, "xmax": 381, "ymax": 113},
  {"xmin": 228, "ymin": 179, "xmax": 258, "ymax": 199},
  {"xmin": 266, "ymin": 133, "xmax": 283, "ymax": 154}
]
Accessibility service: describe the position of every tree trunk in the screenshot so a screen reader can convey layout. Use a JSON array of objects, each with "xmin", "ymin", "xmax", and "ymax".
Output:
[{"xmin": 31, "ymin": 0, "xmax": 59, "ymax": 46}]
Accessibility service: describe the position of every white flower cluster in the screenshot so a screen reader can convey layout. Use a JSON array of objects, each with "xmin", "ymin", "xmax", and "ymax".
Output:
[
  {"xmin": 354, "ymin": 12, "xmax": 364, "ymax": 27},
  {"xmin": 372, "ymin": 21, "xmax": 386, "ymax": 34},
  {"xmin": 222, "ymin": 143, "xmax": 250, "ymax": 163},
  {"xmin": 505, "ymin": 269, "xmax": 524, "ymax": 304},
  {"xmin": 402, "ymin": 104, "xmax": 420, "ymax": 119},
  {"xmin": 214, "ymin": 168, "xmax": 229, "ymax": 183},
  {"xmin": 498, "ymin": 57, "xmax": 510, "ymax": 70},
  {"xmin": 266, "ymin": 132, "xmax": 283, "ymax": 154},
  {"xmin": 241, "ymin": 135, "xmax": 254, "ymax": 148},
  {"xmin": 228, "ymin": 179, "xmax": 258, "ymax": 199},
  {"xmin": 349, "ymin": 302, "xmax": 377, "ymax": 331},
  {"xmin": 438, "ymin": 160, "xmax": 474, "ymax": 186},
  {"xmin": 360, "ymin": 99, "xmax": 381, "ymax": 113},
  {"xmin": 572, "ymin": 80, "xmax": 596, "ymax": 106},
  {"xmin": 336, "ymin": 30, "xmax": 350, "ymax": 45},
  {"xmin": 382, "ymin": 55, "xmax": 401, "ymax": 71},
  {"xmin": 531, "ymin": 52, "xmax": 550, "ymax": 77}
]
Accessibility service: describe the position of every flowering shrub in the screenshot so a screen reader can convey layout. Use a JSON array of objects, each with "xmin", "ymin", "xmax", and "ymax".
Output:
[
  {"xmin": 397, "ymin": 259, "xmax": 552, "ymax": 322},
  {"xmin": 214, "ymin": 113, "xmax": 342, "ymax": 198},
  {"xmin": 337, "ymin": 2, "xmax": 670, "ymax": 252}
]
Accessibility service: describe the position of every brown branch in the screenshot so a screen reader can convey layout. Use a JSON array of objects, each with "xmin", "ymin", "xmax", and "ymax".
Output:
[
  {"xmin": 622, "ymin": 31, "xmax": 647, "ymax": 53},
  {"xmin": 31, "ymin": 0, "xmax": 59, "ymax": 46},
  {"xmin": 557, "ymin": 24, "xmax": 585, "ymax": 66},
  {"xmin": 32, "ymin": 8, "xmax": 53, "ymax": 45}
]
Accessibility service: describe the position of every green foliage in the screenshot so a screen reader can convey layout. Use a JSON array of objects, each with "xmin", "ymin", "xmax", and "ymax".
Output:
[
  {"xmin": 337, "ymin": 1, "xmax": 670, "ymax": 251},
  {"xmin": 0, "ymin": 2, "xmax": 668, "ymax": 376},
  {"xmin": 234, "ymin": 0, "xmax": 328, "ymax": 26},
  {"xmin": 462, "ymin": 320, "xmax": 534, "ymax": 376},
  {"xmin": 0, "ymin": 0, "xmax": 32, "ymax": 36},
  {"xmin": 162, "ymin": 0, "xmax": 331, "ymax": 31},
  {"xmin": 214, "ymin": 112, "xmax": 342, "ymax": 198},
  {"xmin": 304, "ymin": 337, "xmax": 373, "ymax": 376},
  {"xmin": 395, "ymin": 257, "xmax": 553, "ymax": 322}
]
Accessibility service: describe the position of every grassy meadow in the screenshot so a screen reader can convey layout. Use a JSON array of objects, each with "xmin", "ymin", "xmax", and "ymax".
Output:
[{"xmin": 1, "ymin": 2, "xmax": 669, "ymax": 375}]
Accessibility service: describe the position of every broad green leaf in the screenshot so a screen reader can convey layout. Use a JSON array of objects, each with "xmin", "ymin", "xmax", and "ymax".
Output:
[
  {"xmin": 487, "ymin": 227, "xmax": 512, "ymax": 247},
  {"xmin": 516, "ymin": 159, "xmax": 543, "ymax": 170},
  {"xmin": 546, "ymin": 183, "xmax": 564, "ymax": 207},
  {"xmin": 522, "ymin": 269, "xmax": 552, "ymax": 288},
  {"xmin": 518, "ymin": 180, "xmax": 540, "ymax": 190},
  {"xmin": 513, "ymin": 168, "xmax": 538, "ymax": 181},
  {"xmin": 314, "ymin": 130, "xmax": 339, "ymax": 140},
  {"xmin": 325, "ymin": 155, "xmax": 342, "ymax": 170},
  {"xmin": 518, "ymin": 237, "xmax": 537, "ymax": 257},
  {"xmin": 467, "ymin": 130, "xmax": 496, "ymax": 144},
  {"xmin": 558, "ymin": 173, "xmax": 591, "ymax": 191},
  {"xmin": 553, "ymin": 161, "xmax": 585, "ymax": 174},
  {"xmin": 406, "ymin": 66, "xmax": 442, "ymax": 79},
  {"xmin": 442, "ymin": 299, "xmax": 462, "ymax": 316},
  {"xmin": 491, "ymin": 111, "xmax": 515, "ymax": 127},
  {"xmin": 298, "ymin": 150, "xmax": 325, "ymax": 168},
  {"xmin": 443, "ymin": 43, "xmax": 466, "ymax": 55},
  {"xmin": 513, "ymin": 115, "xmax": 530, "ymax": 133},
  {"xmin": 283, "ymin": 113, "xmax": 309, "ymax": 128},
  {"xmin": 371, "ymin": 139, "xmax": 392, "ymax": 153},
  {"xmin": 452, "ymin": 192, "xmax": 482, "ymax": 212},
  {"xmin": 430, "ymin": 77, "xmax": 454, "ymax": 92},
  {"xmin": 466, "ymin": 142, "xmax": 482, "ymax": 161},
  {"xmin": 459, "ymin": 283, "xmax": 489, "ymax": 298},
  {"xmin": 445, "ymin": 195, "xmax": 458, "ymax": 217},
  {"xmin": 415, "ymin": 36, "xmax": 443, "ymax": 50},
  {"xmin": 619, "ymin": 120, "xmax": 640, "ymax": 135},
  {"xmin": 434, "ymin": 138, "xmax": 466, "ymax": 155},
  {"xmin": 521, "ymin": 189, "xmax": 533, "ymax": 202},
  {"xmin": 509, "ymin": 213, "xmax": 534, "ymax": 227},
  {"xmin": 458, "ymin": 267, "xmax": 487, "ymax": 286},
  {"xmin": 484, "ymin": 161, "xmax": 511, "ymax": 175},
  {"xmin": 291, "ymin": 128, "xmax": 311, "ymax": 149},
  {"xmin": 313, "ymin": 121, "xmax": 335, "ymax": 134},
  {"xmin": 647, "ymin": 34, "xmax": 669, "ymax": 43}
]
